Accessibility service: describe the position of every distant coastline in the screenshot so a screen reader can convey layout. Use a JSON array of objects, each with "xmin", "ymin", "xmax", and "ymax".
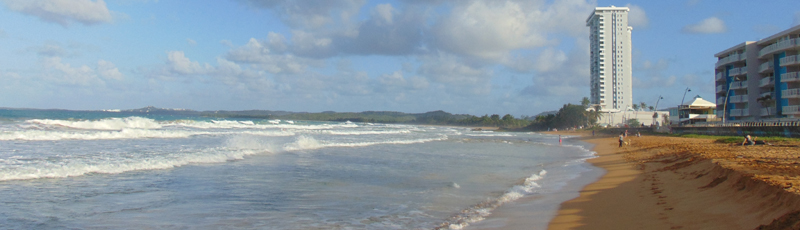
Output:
[{"xmin": 0, "ymin": 106, "xmax": 534, "ymax": 129}]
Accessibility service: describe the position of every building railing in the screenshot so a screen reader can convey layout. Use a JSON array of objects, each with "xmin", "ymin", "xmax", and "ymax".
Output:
[
  {"xmin": 781, "ymin": 71, "xmax": 799, "ymax": 82},
  {"xmin": 783, "ymin": 88, "xmax": 800, "ymax": 98},
  {"xmin": 730, "ymin": 81, "xmax": 748, "ymax": 89},
  {"xmin": 715, "ymin": 53, "xmax": 744, "ymax": 68},
  {"xmin": 716, "ymin": 85, "xmax": 726, "ymax": 93},
  {"xmin": 759, "ymin": 62, "xmax": 773, "ymax": 73},
  {"xmin": 759, "ymin": 91, "xmax": 774, "ymax": 99},
  {"xmin": 759, "ymin": 38, "xmax": 799, "ymax": 58},
  {"xmin": 780, "ymin": 54, "xmax": 799, "ymax": 66},
  {"xmin": 730, "ymin": 95, "xmax": 748, "ymax": 103},
  {"xmin": 716, "ymin": 97, "xmax": 726, "ymax": 105},
  {"xmin": 784, "ymin": 105, "xmax": 800, "ymax": 115},
  {"xmin": 715, "ymin": 72, "xmax": 724, "ymax": 81},
  {"xmin": 759, "ymin": 77, "xmax": 774, "ymax": 87},
  {"xmin": 678, "ymin": 121, "xmax": 800, "ymax": 128},
  {"xmin": 729, "ymin": 109, "xmax": 749, "ymax": 117},
  {"xmin": 728, "ymin": 67, "xmax": 740, "ymax": 77},
  {"xmin": 761, "ymin": 107, "xmax": 776, "ymax": 116}
]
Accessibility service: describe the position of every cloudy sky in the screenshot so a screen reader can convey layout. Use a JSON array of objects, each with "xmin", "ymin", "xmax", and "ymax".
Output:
[{"xmin": 0, "ymin": 0, "xmax": 798, "ymax": 116}]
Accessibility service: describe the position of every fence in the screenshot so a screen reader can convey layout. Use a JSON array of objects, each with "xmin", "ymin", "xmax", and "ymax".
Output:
[{"xmin": 671, "ymin": 124, "xmax": 800, "ymax": 138}]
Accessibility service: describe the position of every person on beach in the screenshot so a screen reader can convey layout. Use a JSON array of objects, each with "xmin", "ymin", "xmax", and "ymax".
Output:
[
  {"xmin": 619, "ymin": 133, "xmax": 625, "ymax": 147},
  {"xmin": 559, "ymin": 135, "xmax": 562, "ymax": 145},
  {"xmin": 742, "ymin": 135, "xmax": 770, "ymax": 146}
]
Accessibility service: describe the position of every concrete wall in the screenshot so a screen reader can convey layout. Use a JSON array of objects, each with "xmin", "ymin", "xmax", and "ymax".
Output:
[{"xmin": 671, "ymin": 125, "xmax": 800, "ymax": 138}]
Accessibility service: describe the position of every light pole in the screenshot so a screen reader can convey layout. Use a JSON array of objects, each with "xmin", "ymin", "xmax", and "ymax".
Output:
[
  {"xmin": 722, "ymin": 76, "xmax": 742, "ymax": 124},
  {"xmin": 680, "ymin": 88, "xmax": 691, "ymax": 125},
  {"xmin": 653, "ymin": 96, "xmax": 663, "ymax": 125}
]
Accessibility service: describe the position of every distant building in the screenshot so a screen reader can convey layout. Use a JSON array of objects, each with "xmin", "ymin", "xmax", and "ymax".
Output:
[
  {"xmin": 587, "ymin": 6, "xmax": 633, "ymax": 112},
  {"xmin": 669, "ymin": 95, "xmax": 717, "ymax": 125},
  {"xmin": 714, "ymin": 24, "xmax": 800, "ymax": 121}
]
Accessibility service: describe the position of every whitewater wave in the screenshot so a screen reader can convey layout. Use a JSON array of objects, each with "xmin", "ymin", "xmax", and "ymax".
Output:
[
  {"xmin": 28, "ymin": 117, "xmax": 162, "ymax": 130},
  {"xmin": 282, "ymin": 135, "xmax": 449, "ymax": 152},
  {"xmin": 441, "ymin": 170, "xmax": 547, "ymax": 229},
  {"xmin": 0, "ymin": 147, "xmax": 266, "ymax": 181},
  {"xmin": 0, "ymin": 128, "xmax": 295, "ymax": 141}
]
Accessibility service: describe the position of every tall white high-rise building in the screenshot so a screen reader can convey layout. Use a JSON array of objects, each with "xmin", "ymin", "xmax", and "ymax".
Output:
[{"xmin": 587, "ymin": 6, "xmax": 633, "ymax": 111}]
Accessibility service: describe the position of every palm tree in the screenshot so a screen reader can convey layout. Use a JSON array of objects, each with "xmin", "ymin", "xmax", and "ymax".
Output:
[{"xmin": 756, "ymin": 94, "xmax": 774, "ymax": 117}]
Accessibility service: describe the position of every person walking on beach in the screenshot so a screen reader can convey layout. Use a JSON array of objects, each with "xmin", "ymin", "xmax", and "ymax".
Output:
[
  {"xmin": 559, "ymin": 135, "xmax": 562, "ymax": 145},
  {"xmin": 619, "ymin": 133, "xmax": 625, "ymax": 147}
]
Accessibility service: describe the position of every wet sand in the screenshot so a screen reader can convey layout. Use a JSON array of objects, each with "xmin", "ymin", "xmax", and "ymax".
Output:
[{"xmin": 474, "ymin": 131, "xmax": 800, "ymax": 229}]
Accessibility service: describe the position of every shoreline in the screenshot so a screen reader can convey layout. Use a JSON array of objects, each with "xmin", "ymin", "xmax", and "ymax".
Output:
[
  {"xmin": 466, "ymin": 131, "xmax": 800, "ymax": 229},
  {"xmin": 549, "ymin": 133, "xmax": 800, "ymax": 229}
]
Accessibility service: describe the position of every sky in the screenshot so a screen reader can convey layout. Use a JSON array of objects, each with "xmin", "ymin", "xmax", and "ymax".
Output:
[{"xmin": 0, "ymin": 0, "xmax": 799, "ymax": 117}]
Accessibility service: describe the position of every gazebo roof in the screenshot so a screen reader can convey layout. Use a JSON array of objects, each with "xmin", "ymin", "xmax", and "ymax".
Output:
[{"xmin": 681, "ymin": 95, "xmax": 716, "ymax": 108}]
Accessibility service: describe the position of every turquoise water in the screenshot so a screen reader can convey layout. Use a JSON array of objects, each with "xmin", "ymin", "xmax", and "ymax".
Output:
[{"xmin": 0, "ymin": 109, "xmax": 597, "ymax": 229}]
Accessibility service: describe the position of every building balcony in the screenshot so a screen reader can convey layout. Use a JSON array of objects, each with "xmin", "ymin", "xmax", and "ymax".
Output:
[
  {"xmin": 759, "ymin": 62, "xmax": 773, "ymax": 73},
  {"xmin": 759, "ymin": 91, "xmax": 775, "ymax": 99},
  {"xmin": 716, "ymin": 85, "xmax": 726, "ymax": 93},
  {"xmin": 780, "ymin": 54, "xmax": 799, "ymax": 67},
  {"xmin": 717, "ymin": 97, "xmax": 726, "ymax": 105},
  {"xmin": 781, "ymin": 71, "xmax": 800, "ymax": 83},
  {"xmin": 759, "ymin": 77, "xmax": 774, "ymax": 87},
  {"xmin": 729, "ymin": 109, "xmax": 750, "ymax": 117},
  {"xmin": 783, "ymin": 105, "xmax": 800, "ymax": 115},
  {"xmin": 759, "ymin": 38, "xmax": 799, "ymax": 58},
  {"xmin": 715, "ymin": 72, "xmax": 725, "ymax": 81},
  {"xmin": 782, "ymin": 88, "xmax": 800, "ymax": 99},
  {"xmin": 715, "ymin": 53, "xmax": 744, "ymax": 68},
  {"xmin": 730, "ymin": 81, "xmax": 748, "ymax": 90},
  {"xmin": 761, "ymin": 107, "xmax": 777, "ymax": 116},
  {"xmin": 728, "ymin": 68, "xmax": 740, "ymax": 77},
  {"xmin": 729, "ymin": 94, "xmax": 748, "ymax": 103}
]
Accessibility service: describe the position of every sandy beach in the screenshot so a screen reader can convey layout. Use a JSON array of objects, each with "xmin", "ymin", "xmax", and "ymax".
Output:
[
  {"xmin": 546, "ymin": 132, "xmax": 800, "ymax": 229},
  {"xmin": 472, "ymin": 131, "xmax": 800, "ymax": 229}
]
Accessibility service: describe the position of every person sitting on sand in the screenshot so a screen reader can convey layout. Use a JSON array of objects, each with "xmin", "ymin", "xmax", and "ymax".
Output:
[{"xmin": 742, "ymin": 135, "xmax": 770, "ymax": 146}]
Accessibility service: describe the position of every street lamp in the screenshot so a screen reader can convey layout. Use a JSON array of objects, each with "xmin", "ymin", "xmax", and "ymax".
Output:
[
  {"xmin": 653, "ymin": 96, "xmax": 663, "ymax": 125},
  {"xmin": 722, "ymin": 76, "xmax": 743, "ymax": 124},
  {"xmin": 680, "ymin": 88, "xmax": 691, "ymax": 125}
]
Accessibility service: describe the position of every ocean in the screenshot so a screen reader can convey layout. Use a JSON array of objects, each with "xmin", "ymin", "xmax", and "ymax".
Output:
[{"xmin": 0, "ymin": 109, "xmax": 599, "ymax": 229}]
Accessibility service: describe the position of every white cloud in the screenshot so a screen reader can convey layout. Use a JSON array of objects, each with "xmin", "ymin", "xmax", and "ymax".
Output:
[
  {"xmin": 225, "ymin": 38, "xmax": 313, "ymax": 74},
  {"xmin": 417, "ymin": 53, "xmax": 492, "ymax": 95},
  {"xmin": 429, "ymin": 0, "xmax": 593, "ymax": 61},
  {"xmin": 187, "ymin": 39, "xmax": 197, "ymax": 46},
  {"xmin": 373, "ymin": 3, "xmax": 394, "ymax": 24},
  {"xmin": 625, "ymin": 4, "xmax": 648, "ymax": 29},
  {"xmin": 97, "ymin": 60, "xmax": 124, "ymax": 80},
  {"xmin": 682, "ymin": 17, "xmax": 726, "ymax": 34},
  {"xmin": 237, "ymin": 0, "xmax": 366, "ymax": 29},
  {"xmin": 166, "ymin": 51, "xmax": 212, "ymax": 75},
  {"xmin": 431, "ymin": 1, "xmax": 547, "ymax": 60},
  {"xmin": 41, "ymin": 57, "xmax": 122, "ymax": 85},
  {"xmin": 2, "ymin": 0, "xmax": 113, "ymax": 26}
]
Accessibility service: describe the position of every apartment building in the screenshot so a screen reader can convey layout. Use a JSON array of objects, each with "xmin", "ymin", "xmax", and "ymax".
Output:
[
  {"xmin": 587, "ymin": 6, "xmax": 633, "ymax": 112},
  {"xmin": 714, "ymin": 24, "xmax": 800, "ymax": 121}
]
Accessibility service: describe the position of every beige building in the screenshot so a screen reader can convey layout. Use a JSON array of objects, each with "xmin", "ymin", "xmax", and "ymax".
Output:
[
  {"xmin": 668, "ymin": 96, "xmax": 717, "ymax": 125},
  {"xmin": 587, "ymin": 6, "xmax": 633, "ymax": 112},
  {"xmin": 714, "ymin": 24, "xmax": 800, "ymax": 121}
]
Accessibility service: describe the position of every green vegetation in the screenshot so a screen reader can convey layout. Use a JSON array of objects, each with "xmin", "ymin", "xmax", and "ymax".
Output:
[{"xmin": 525, "ymin": 98, "xmax": 601, "ymax": 131}]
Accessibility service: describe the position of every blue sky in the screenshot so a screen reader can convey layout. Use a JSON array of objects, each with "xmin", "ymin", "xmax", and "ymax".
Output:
[{"xmin": 0, "ymin": 0, "xmax": 798, "ymax": 116}]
